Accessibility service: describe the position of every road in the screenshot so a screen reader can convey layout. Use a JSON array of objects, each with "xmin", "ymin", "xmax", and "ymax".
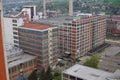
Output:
[{"xmin": 105, "ymin": 39, "xmax": 120, "ymax": 46}]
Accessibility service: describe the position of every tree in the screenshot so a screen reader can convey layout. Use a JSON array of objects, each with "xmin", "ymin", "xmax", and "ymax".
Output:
[
  {"xmin": 40, "ymin": 69, "xmax": 46, "ymax": 80},
  {"xmin": 45, "ymin": 66, "xmax": 53, "ymax": 80},
  {"xmin": 54, "ymin": 68, "xmax": 62, "ymax": 80},
  {"xmin": 84, "ymin": 55, "xmax": 99, "ymax": 68},
  {"xmin": 40, "ymin": 67, "xmax": 53, "ymax": 80},
  {"xmin": 28, "ymin": 70, "xmax": 37, "ymax": 80}
]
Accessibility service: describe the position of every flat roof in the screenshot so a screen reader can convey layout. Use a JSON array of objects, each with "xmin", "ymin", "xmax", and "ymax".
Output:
[
  {"xmin": 36, "ymin": 15, "xmax": 104, "ymax": 27},
  {"xmin": 5, "ymin": 44, "xmax": 36, "ymax": 68},
  {"xmin": 35, "ymin": 16, "xmax": 79, "ymax": 27},
  {"xmin": 7, "ymin": 53, "xmax": 36, "ymax": 68},
  {"xmin": 22, "ymin": 22, "xmax": 55, "ymax": 30},
  {"xmin": 63, "ymin": 64, "xmax": 112, "ymax": 80},
  {"xmin": 5, "ymin": 44, "xmax": 23, "ymax": 58}
]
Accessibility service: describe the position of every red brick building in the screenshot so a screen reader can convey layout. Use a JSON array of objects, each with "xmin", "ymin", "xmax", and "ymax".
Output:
[
  {"xmin": 106, "ymin": 15, "xmax": 120, "ymax": 36},
  {"xmin": 38, "ymin": 15, "xmax": 106, "ymax": 59},
  {"xmin": 59, "ymin": 16, "xmax": 106, "ymax": 58}
]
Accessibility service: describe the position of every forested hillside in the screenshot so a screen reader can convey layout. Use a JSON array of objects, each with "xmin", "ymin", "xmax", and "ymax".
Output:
[{"xmin": 3, "ymin": 0, "xmax": 120, "ymax": 15}]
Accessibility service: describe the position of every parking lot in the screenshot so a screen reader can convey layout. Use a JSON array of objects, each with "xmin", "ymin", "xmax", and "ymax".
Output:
[
  {"xmin": 98, "ymin": 45, "xmax": 120, "ymax": 72},
  {"xmin": 58, "ymin": 43, "xmax": 120, "ymax": 72}
]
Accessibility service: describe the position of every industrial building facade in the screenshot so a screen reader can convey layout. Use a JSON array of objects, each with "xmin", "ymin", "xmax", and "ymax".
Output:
[
  {"xmin": 58, "ymin": 16, "xmax": 106, "ymax": 58},
  {"xmin": 18, "ymin": 22, "xmax": 59, "ymax": 70},
  {"xmin": 6, "ymin": 45, "xmax": 36, "ymax": 80},
  {"xmin": 106, "ymin": 15, "xmax": 120, "ymax": 36}
]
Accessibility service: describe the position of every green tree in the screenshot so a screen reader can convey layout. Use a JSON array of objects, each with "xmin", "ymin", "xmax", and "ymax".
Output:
[
  {"xmin": 84, "ymin": 55, "xmax": 99, "ymax": 68},
  {"xmin": 109, "ymin": 0, "xmax": 120, "ymax": 7},
  {"xmin": 40, "ymin": 67, "xmax": 53, "ymax": 80},
  {"xmin": 45, "ymin": 66, "xmax": 53, "ymax": 80},
  {"xmin": 28, "ymin": 70, "xmax": 37, "ymax": 80},
  {"xmin": 54, "ymin": 68, "xmax": 62, "ymax": 80},
  {"xmin": 40, "ymin": 69, "xmax": 46, "ymax": 80}
]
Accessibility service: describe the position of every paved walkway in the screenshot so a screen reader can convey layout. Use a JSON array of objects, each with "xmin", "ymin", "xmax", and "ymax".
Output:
[{"xmin": 106, "ymin": 39, "xmax": 120, "ymax": 44}]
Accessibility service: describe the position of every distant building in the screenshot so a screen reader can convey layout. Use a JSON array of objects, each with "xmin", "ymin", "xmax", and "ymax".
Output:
[
  {"xmin": 22, "ymin": 5, "xmax": 37, "ymax": 21},
  {"xmin": 106, "ymin": 15, "xmax": 120, "ymax": 36},
  {"xmin": 38, "ymin": 15, "xmax": 106, "ymax": 58},
  {"xmin": 76, "ymin": 13, "xmax": 92, "ymax": 17},
  {"xmin": 5, "ymin": 44, "xmax": 36, "ymax": 80},
  {"xmin": 62, "ymin": 64, "xmax": 120, "ymax": 80},
  {"xmin": 18, "ymin": 22, "xmax": 59, "ymax": 70}
]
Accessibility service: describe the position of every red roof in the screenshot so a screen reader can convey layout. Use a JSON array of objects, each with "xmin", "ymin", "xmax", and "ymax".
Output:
[
  {"xmin": 112, "ymin": 15, "xmax": 120, "ymax": 20},
  {"xmin": 23, "ymin": 22, "xmax": 54, "ymax": 30},
  {"xmin": 112, "ymin": 30, "xmax": 120, "ymax": 34}
]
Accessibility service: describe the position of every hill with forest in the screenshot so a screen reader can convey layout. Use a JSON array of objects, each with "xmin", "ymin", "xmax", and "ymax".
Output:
[
  {"xmin": 51, "ymin": 0, "xmax": 120, "ymax": 15},
  {"xmin": 3, "ymin": 0, "xmax": 120, "ymax": 15}
]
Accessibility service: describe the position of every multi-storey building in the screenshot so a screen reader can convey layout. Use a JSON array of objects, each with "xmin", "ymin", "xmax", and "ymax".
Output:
[
  {"xmin": 62, "ymin": 64, "xmax": 120, "ymax": 80},
  {"xmin": 38, "ymin": 15, "xmax": 106, "ymax": 58},
  {"xmin": 0, "ymin": 1, "xmax": 9, "ymax": 80},
  {"xmin": 18, "ymin": 22, "xmax": 59, "ymax": 70},
  {"xmin": 106, "ymin": 15, "xmax": 120, "ymax": 36},
  {"xmin": 5, "ymin": 44, "xmax": 36, "ymax": 80},
  {"xmin": 3, "ymin": 5, "xmax": 37, "ymax": 46},
  {"xmin": 3, "ymin": 16, "xmax": 24, "ymax": 46}
]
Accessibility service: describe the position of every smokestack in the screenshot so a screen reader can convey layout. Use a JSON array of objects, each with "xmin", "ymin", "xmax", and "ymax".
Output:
[
  {"xmin": 43, "ymin": 0, "xmax": 46, "ymax": 18},
  {"xmin": 69, "ymin": 0, "xmax": 73, "ymax": 16}
]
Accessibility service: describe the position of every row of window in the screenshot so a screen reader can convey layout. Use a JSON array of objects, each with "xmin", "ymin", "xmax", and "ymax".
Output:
[
  {"xmin": 9, "ymin": 60, "xmax": 34, "ymax": 74},
  {"xmin": 19, "ymin": 37, "xmax": 48, "ymax": 45},
  {"xmin": 20, "ymin": 46, "xmax": 48, "ymax": 54},
  {"xmin": 19, "ymin": 41, "xmax": 48, "ymax": 50},
  {"xmin": 19, "ymin": 33, "xmax": 48, "ymax": 40},
  {"xmin": 19, "ymin": 28, "xmax": 48, "ymax": 35}
]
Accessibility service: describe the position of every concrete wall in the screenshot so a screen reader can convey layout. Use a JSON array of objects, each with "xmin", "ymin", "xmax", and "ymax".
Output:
[{"xmin": 3, "ymin": 17, "xmax": 14, "ymax": 44}]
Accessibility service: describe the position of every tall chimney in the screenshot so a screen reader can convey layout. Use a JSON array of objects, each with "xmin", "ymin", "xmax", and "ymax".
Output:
[
  {"xmin": 69, "ymin": 0, "xmax": 73, "ymax": 16},
  {"xmin": 43, "ymin": 0, "xmax": 46, "ymax": 18}
]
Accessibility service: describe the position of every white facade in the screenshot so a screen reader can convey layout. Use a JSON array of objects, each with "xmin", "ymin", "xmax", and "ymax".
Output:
[
  {"xmin": 76, "ymin": 13, "xmax": 93, "ymax": 17},
  {"xmin": 3, "ymin": 17, "xmax": 24, "ymax": 45},
  {"xmin": 3, "ymin": 17, "xmax": 14, "ymax": 44},
  {"xmin": 48, "ymin": 28, "xmax": 53, "ymax": 65},
  {"xmin": 22, "ymin": 5, "xmax": 37, "ymax": 21},
  {"xmin": 22, "ymin": 8, "xmax": 31, "ymax": 20},
  {"xmin": 36, "ymin": 12, "xmax": 43, "ymax": 20},
  {"xmin": 117, "ymin": 23, "xmax": 120, "ymax": 30}
]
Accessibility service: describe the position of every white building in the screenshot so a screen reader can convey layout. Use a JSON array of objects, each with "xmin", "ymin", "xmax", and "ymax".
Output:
[
  {"xmin": 3, "ymin": 5, "xmax": 37, "ymax": 46},
  {"xmin": 3, "ymin": 16, "xmax": 24, "ymax": 46},
  {"xmin": 22, "ymin": 5, "xmax": 37, "ymax": 21},
  {"xmin": 76, "ymin": 13, "xmax": 93, "ymax": 17}
]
